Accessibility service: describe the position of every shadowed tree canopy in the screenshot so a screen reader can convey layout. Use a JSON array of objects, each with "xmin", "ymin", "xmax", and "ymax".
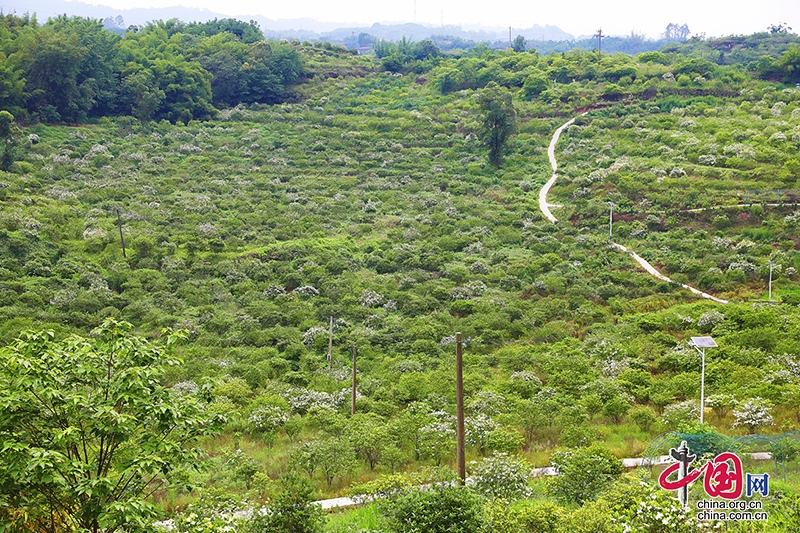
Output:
[{"xmin": 476, "ymin": 81, "xmax": 517, "ymax": 169}]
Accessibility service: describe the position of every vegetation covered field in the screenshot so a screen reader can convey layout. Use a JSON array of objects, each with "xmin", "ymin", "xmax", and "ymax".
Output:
[{"xmin": 2, "ymin": 13, "xmax": 800, "ymax": 533}]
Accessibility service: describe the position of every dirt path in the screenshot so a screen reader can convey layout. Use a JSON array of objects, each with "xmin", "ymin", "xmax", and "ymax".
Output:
[{"xmin": 539, "ymin": 115, "xmax": 728, "ymax": 305}]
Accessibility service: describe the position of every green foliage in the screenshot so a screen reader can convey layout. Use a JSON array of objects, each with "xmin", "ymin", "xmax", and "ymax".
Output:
[
  {"xmin": 248, "ymin": 468, "xmax": 324, "ymax": 533},
  {"xmin": 476, "ymin": 81, "xmax": 516, "ymax": 169},
  {"xmin": 548, "ymin": 446, "xmax": 623, "ymax": 505},
  {"xmin": 0, "ymin": 319, "xmax": 221, "ymax": 533},
  {"xmin": 629, "ymin": 405, "xmax": 657, "ymax": 431},
  {"xmin": 384, "ymin": 485, "xmax": 483, "ymax": 533},
  {"xmin": 469, "ymin": 452, "xmax": 531, "ymax": 501}
]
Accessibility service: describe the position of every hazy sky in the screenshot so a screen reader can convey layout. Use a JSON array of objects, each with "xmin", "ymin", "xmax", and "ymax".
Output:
[{"xmin": 84, "ymin": 0, "xmax": 799, "ymax": 38}]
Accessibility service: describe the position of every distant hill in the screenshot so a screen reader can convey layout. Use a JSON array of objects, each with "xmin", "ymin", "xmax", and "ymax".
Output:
[{"xmin": 2, "ymin": 0, "xmax": 574, "ymax": 44}]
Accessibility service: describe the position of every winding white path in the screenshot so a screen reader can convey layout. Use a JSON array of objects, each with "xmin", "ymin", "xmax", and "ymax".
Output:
[
  {"xmin": 539, "ymin": 116, "xmax": 728, "ymax": 305},
  {"xmin": 539, "ymin": 116, "xmax": 582, "ymax": 223}
]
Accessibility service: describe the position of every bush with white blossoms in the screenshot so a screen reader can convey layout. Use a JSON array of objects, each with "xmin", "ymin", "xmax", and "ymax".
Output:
[
  {"xmin": 668, "ymin": 167, "xmax": 686, "ymax": 178},
  {"xmin": 28, "ymin": 133, "xmax": 40, "ymax": 144},
  {"xmin": 468, "ymin": 452, "xmax": 532, "ymax": 501},
  {"xmin": 470, "ymin": 261, "xmax": 489, "ymax": 274},
  {"xmin": 172, "ymin": 380, "xmax": 199, "ymax": 396},
  {"xmin": 468, "ymin": 391, "xmax": 507, "ymax": 416},
  {"xmin": 263, "ymin": 284, "xmax": 287, "ymax": 298},
  {"xmin": 704, "ymin": 393, "xmax": 736, "ymax": 419},
  {"xmin": 294, "ymin": 285, "xmax": 319, "ymax": 297},
  {"xmin": 614, "ymin": 478, "xmax": 710, "ymax": 533},
  {"xmin": 155, "ymin": 492, "xmax": 254, "ymax": 533},
  {"xmin": 661, "ymin": 400, "xmax": 700, "ymax": 428},
  {"xmin": 302, "ymin": 326, "xmax": 328, "ymax": 347},
  {"xmin": 465, "ymin": 413, "xmax": 499, "ymax": 454},
  {"xmin": 281, "ymin": 387, "xmax": 340, "ymax": 414},
  {"xmin": 248, "ymin": 405, "xmax": 289, "ymax": 433},
  {"xmin": 359, "ymin": 289, "xmax": 385, "ymax": 307},
  {"xmin": 733, "ymin": 397, "xmax": 773, "ymax": 433},
  {"xmin": 697, "ymin": 310, "xmax": 724, "ymax": 332},
  {"xmin": 698, "ymin": 154, "xmax": 716, "ymax": 166},
  {"xmin": 509, "ymin": 370, "xmax": 542, "ymax": 386}
]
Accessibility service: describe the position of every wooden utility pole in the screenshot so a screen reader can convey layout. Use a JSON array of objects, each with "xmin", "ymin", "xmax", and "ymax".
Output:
[
  {"xmin": 116, "ymin": 209, "xmax": 127, "ymax": 259},
  {"xmin": 327, "ymin": 316, "xmax": 333, "ymax": 370},
  {"xmin": 455, "ymin": 332, "xmax": 466, "ymax": 483},
  {"xmin": 595, "ymin": 28, "xmax": 604, "ymax": 54},
  {"xmin": 351, "ymin": 345, "xmax": 357, "ymax": 415}
]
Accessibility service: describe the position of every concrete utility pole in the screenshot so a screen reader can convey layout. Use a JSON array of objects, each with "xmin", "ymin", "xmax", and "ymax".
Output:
[
  {"xmin": 768, "ymin": 260, "xmax": 774, "ymax": 301},
  {"xmin": 509, "ymin": 27, "xmax": 513, "ymax": 48},
  {"xmin": 455, "ymin": 332, "xmax": 466, "ymax": 483},
  {"xmin": 595, "ymin": 28, "xmax": 604, "ymax": 54},
  {"xmin": 116, "ymin": 209, "xmax": 127, "ymax": 258},
  {"xmin": 608, "ymin": 202, "xmax": 615, "ymax": 241},
  {"xmin": 327, "ymin": 317, "xmax": 333, "ymax": 370}
]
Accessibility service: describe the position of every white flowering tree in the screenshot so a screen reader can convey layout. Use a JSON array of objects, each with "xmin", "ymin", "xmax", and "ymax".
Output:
[{"xmin": 733, "ymin": 397, "xmax": 773, "ymax": 433}]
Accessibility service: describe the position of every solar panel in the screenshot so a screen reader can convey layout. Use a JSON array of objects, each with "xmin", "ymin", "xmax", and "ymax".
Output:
[{"xmin": 690, "ymin": 336, "xmax": 718, "ymax": 348}]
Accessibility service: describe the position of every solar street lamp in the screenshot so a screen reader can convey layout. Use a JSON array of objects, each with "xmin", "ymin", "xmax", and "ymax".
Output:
[{"xmin": 689, "ymin": 336, "xmax": 717, "ymax": 424}]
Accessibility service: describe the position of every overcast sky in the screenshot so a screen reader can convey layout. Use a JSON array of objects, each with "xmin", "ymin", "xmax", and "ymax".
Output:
[{"xmin": 80, "ymin": 0, "xmax": 799, "ymax": 38}]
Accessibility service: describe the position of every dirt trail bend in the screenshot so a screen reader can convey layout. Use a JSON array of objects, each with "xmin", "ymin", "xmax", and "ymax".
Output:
[{"xmin": 539, "ymin": 115, "xmax": 728, "ymax": 305}]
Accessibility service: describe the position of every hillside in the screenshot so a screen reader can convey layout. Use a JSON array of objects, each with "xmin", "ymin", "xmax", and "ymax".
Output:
[{"xmin": 2, "ymin": 19, "xmax": 800, "ymax": 533}]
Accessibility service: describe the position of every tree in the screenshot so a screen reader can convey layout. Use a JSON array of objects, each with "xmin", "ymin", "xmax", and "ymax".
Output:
[
  {"xmin": 512, "ymin": 35, "xmax": 526, "ymax": 53},
  {"xmin": 0, "ymin": 110, "xmax": 18, "ymax": 171},
  {"xmin": 348, "ymin": 412, "xmax": 389, "ymax": 470},
  {"xmin": 0, "ymin": 319, "xmax": 221, "ymax": 533},
  {"xmin": 768, "ymin": 22, "xmax": 792, "ymax": 34},
  {"xmin": 476, "ymin": 81, "xmax": 517, "ymax": 169},
  {"xmin": 663, "ymin": 23, "xmax": 690, "ymax": 41},
  {"xmin": 548, "ymin": 445, "xmax": 623, "ymax": 505},
  {"xmin": 249, "ymin": 468, "xmax": 323, "ymax": 533}
]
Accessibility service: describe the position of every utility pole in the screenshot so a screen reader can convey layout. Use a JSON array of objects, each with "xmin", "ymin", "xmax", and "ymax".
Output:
[
  {"xmin": 327, "ymin": 316, "xmax": 333, "ymax": 370},
  {"xmin": 768, "ymin": 260, "xmax": 774, "ymax": 301},
  {"xmin": 116, "ymin": 209, "xmax": 127, "ymax": 259},
  {"xmin": 351, "ymin": 345, "xmax": 357, "ymax": 415},
  {"xmin": 509, "ymin": 26, "xmax": 512, "ymax": 49},
  {"xmin": 595, "ymin": 28, "xmax": 604, "ymax": 54},
  {"xmin": 455, "ymin": 332, "xmax": 466, "ymax": 483},
  {"xmin": 608, "ymin": 202, "xmax": 615, "ymax": 241}
]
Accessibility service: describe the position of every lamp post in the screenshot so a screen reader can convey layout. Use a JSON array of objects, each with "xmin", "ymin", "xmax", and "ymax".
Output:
[
  {"xmin": 608, "ymin": 202, "xmax": 615, "ymax": 241},
  {"xmin": 689, "ymin": 336, "xmax": 717, "ymax": 424}
]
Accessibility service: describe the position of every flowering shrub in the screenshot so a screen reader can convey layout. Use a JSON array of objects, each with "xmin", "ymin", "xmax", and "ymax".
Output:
[
  {"xmin": 465, "ymin": 413, "xmax": 499, "ymax": 454},
  {"xmin": 733, "ymin": 397, "xmax": 773, "ymax": 433},
  {"xmin": 294, "ymin": 285, "xmax": 319, "ymax": 297},
  {"xmin": 548, "ymin": 445, "xmax": 623, "ymax": 505},
  {"xmin": 661, "ymin": 400, "xmax": 700, "ymax": 428},
  {"xmin": 359, "ymin": 289, "xmax": 385, "ymax": 307},
  {"xmin": 697, "ymin": 310, "xmax": 724, "ymax": 332},
  {"xmin": 248, "ymin": 405, "xmax": 289, "ymax": 433},
  {"xmin": 155, "ymin": 491, "xmax": 253, "ymax": 533},
  {"xmin": 262, "ymin": 285, "xmax": 287, "ymax": 297},
  {"xmin": 704, "ymin": 393, "xmax": 736, "ymax": 419},
  {"xmin": 468, "ymin": 452, "xmax": 532, "ymax": 500}
]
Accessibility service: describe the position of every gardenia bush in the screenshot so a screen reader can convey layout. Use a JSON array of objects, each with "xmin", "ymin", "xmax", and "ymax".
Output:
[
  {"xmin": 732, "ymin": 397, "xmax": 773, "ymax": 433},
  {"xmin": 468, "ymin": 452, "xmax": 532, "ymax": 501}
]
